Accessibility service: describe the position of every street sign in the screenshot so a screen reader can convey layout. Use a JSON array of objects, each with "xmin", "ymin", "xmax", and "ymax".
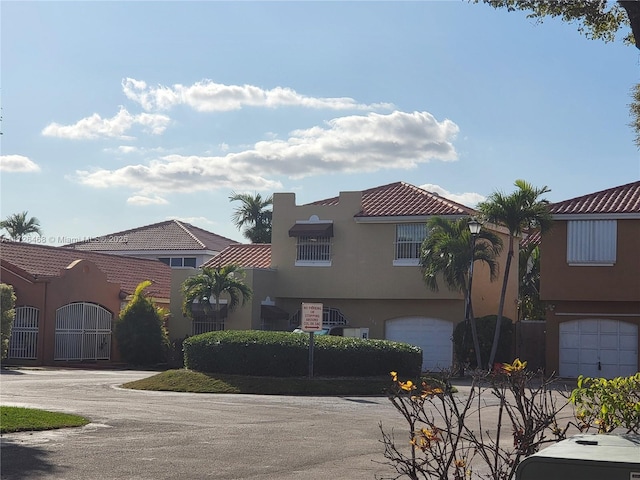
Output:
[{"xmin": 301, "ymin": 302, "xmax": 323, "ymax": 332}]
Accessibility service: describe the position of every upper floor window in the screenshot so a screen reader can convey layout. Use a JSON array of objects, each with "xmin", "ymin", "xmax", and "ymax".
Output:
[
  {"xmin": 288, "ymin": 217, "xmax": 333, "ymax": 267},
  {"xmin": 296, "ymin": 236, "xmax": 332, "ymax": 266},
  {"xmin": 567, "ymin": 220, "xmax": 617, "ymax": 265},
  {"xmin": 158, "ymin": 257, "xmax": 197, "ymax": 268},
  {"xmin": 394, "ymin": 223, "xmax": 428, "ymax": 266}
]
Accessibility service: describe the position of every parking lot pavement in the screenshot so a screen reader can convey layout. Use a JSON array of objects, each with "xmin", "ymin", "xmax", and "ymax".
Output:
[{"xmin": 0, "ymin": 369, "xmax": 578, "ymax": 480}]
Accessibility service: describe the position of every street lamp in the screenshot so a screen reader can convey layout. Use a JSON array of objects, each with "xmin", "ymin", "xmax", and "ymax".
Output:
[{"xmin": 465, "ymin": 217, "xmax": 483, "ymax": 371}]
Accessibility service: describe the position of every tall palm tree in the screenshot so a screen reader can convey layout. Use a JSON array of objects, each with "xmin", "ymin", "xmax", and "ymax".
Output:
[
  {"xmin": 0, "ymin": 211, "xmax": 42, "ymax": 241},
  {"xmin": 182, "ymin": 265, "xmax": 252, "ymax": 320},
  {"xmin": 420, "ymin": 216, "xmax": 503, "ymax": 369},
  {"xmin": 478, "ymin": 180, "xmax": 552, "ymax": 368},
  {"xmin": 229, "ymin": 192, "xmax": 273, "ymax": 243}
]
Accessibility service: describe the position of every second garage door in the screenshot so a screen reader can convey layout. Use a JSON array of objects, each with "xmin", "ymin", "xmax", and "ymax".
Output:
[
  {"xmin": 386, "ymin": 317, "xmax": 453, "ymax": 372},
  {"xmin": 559, "ymin": 319, "xmax": 638, "ymax": 378}
]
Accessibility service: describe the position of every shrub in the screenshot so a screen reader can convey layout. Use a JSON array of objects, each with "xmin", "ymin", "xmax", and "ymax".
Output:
[
  {"xmin": 114, "ymin": 281, "xmax": 170, "ymax": 366},
  {"xmin": 570, "ymin": 373, "xmax": 640, "ymax": 434},
  {"xmin": 1, "ymin": 283, "xmax": 16, "ymax": 360},
  {"xmin": 183, "ymin": 330, "xmax": 421, "ymax": 377},
  {"xmin": 453, "ymin": 315, "xmax": 514, "ymax": 369}
]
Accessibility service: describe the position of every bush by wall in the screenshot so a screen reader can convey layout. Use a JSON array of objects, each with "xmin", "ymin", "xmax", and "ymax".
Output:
[
  {"xmin": 115, "ymin": 281, "xmax": 170, "ymax": 366},
  {"xmin": 453, "ymin": 315, "xmax": 514, "ymax": 369},
  {"xmin": 183, "ymin": 330, "xmax": 422, "ymax": 377},
  {"xmin": 1, "ymin": 283, "xmax": 16, "ymax": 360}
]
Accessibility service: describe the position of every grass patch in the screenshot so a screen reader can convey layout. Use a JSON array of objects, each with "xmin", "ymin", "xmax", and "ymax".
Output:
[
  {"xmin": 122, "ymin": 369, "xmax": 393, "ymax": 396},
  {"xmin": 1, "ymin": 406, "xmax": 90, "ymax": 434}
]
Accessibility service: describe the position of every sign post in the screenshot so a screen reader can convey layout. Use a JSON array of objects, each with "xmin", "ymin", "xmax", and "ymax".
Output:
[{"xmin": 301, "ymin": 302, "xmax": 323, "ymax": 378}]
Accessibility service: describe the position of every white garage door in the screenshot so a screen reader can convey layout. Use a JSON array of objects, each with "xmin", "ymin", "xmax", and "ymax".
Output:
[
  {"xmin": 559, "ymin": 319, "xmax": 638, "ymax": 378},
  {"xmin": 386, "ymin": 317, "xmax": 453, "ymax": 372}
]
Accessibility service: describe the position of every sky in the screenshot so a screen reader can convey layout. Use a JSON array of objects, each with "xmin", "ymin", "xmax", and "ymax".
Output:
[{"xmin": 1, "ymin": 1, "xmax": 639, "ymax": 245}]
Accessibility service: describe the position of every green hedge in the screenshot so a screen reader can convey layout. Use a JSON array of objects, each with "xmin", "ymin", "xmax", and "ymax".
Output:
[{"xmin": 183, "ymin": 330, "xmax": 422, "ymax": 377}]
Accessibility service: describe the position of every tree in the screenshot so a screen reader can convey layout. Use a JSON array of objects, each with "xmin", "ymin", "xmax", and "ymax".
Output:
[
  {"xmin": 518, "ymin": 241, "xmax": 546, "ymax": 321},
  {"xmin": 473, "ymin": 0, "xmax": 640, "ymax": 147},
  {"xmin": 114, "ymin": 280, "xmax": 170, "ymax": 366},
  {"xmin": 229, "ymin": 192, "xmax": 273, "ymax": 243},
  {"xmin": 420, "ymin": 216, "xmax": 503, "ymax": 370},
  {"xmin": 182, "ymin": 264, "xmax": 252, "ymax": 320},
  {"xmin": 478, "ymin": 180, "xmax": 552, "ymax": 368},
  {"xmin": 1, "ymin": 283, "xmax": 16, "ymax": 360},
  {"xmin": 0, "ymin": 211, "xmax": 42, "ymax": 241}
]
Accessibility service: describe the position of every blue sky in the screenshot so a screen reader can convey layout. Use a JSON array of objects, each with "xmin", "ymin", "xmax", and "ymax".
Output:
[{"xmin": 1, "ymin": 1, "xmax": 638, "ymax": 245}]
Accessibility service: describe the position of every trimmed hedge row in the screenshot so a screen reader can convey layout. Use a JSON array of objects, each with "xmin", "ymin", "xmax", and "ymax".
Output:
[{"xmin": 183, "ymin": 330, "xmax": 422, "ymax": 377}]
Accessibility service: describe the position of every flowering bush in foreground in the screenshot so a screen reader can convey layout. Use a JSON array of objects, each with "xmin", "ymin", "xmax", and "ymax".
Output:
[{"xmin": 380, "ymin": 360, "xmax": 573, "ymax": 480}]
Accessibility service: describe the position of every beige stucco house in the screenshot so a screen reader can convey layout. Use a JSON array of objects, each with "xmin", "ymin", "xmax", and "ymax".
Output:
[{"xmin": 171, "ymin": 182, "xmax": 518, "ymax": 371}]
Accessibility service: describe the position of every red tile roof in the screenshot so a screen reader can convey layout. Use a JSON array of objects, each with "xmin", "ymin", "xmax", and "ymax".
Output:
[
  {"xmin": 0, "ymin": 240, "xmax": 171, "ymax": 299},
  {"xmin": 65, "ymin": 220, "xmax": 236, "ymax": 252},
  {"xmin": 310, "ymin": 181, "xmax": 477, "ymax": 217},
  {"xmin": 549, "ymin": 181, "xmax": 640, "ymax": 215},
  {"xmin": 203, "ymin": 244, "xmax": 272, "ymax": 269}
]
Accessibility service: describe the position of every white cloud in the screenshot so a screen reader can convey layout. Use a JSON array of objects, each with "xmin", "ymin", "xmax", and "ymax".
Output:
[
  {"xmin": 0, "ymin": 155, "xmax": 41, "ymax": 172},
  {"xmin": 420, "ymin": 183, "xmax": 485, "ymax": 207},
  {"xmin": 126, "ymin": 194, "xmax": 169, "ymax": 206},
  {"xmin": 73, "ymin": 110, "xmax": 458, "ymax": 196},
  {"xmin": 42, "ymin": 107, "xmax": 170, "ymax": 139},
  {"xmin": 122, "ymin": 77, "xmax": 394, "ymax": 112}
]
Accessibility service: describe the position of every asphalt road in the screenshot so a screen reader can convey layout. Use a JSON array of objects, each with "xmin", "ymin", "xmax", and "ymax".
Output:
[
  {"xmin": 0, "ymin": 368, "xmax": 412, "ymax": 480},
  {"xmin": 0, "ymin": 369, "xmax": 578, "ymax": 480}
]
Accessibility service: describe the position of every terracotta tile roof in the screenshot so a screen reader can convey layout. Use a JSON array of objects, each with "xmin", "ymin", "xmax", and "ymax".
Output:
[
  {"xmin": 203, "ymin": 244, "xmax": 272, "ymax": 269},
  {"xmin": 549, "ymin": 181, "xmax": 640, "ymax": 215},
  {"xmin": 0, "ymin": 240, "xmax": 171, "ymax": 298},
  {"xmin": 520, "ymin": 230, "xmax": 541, "ymax": 248},
  {"xmin": 309, "ymin": 181, "xmax": 477, "ymax": 217},
  {"xmin": 65, "ymin": 220, "xmax": 236, "ymax": 252}
]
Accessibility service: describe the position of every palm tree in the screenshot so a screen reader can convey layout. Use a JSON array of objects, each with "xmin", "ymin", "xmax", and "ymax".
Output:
[
  {"xmin": 0, "ymin": 211, "xmax": 42, "ymax": 241},
  {"xmin": 182, "ymin": 265, "xmax": 252, "ymax": 320},
  {"xmin": 420, "ymin": 216, "xmax": 503, "ymax": 369},
  {"xmin": 478, "ymin": 180, "xmax": 552, "ymax": 368},
  {"xmin": 229, "ymin": 192, "xmax": 273, "ymax": 243}
]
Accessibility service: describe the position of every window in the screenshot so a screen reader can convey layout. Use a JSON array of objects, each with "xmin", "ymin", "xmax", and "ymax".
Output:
[
  {"xmin": 296, "ymin": 236, "xmax": 332, "ymax": 265},
  {"xmin": 394, "ymin": 223, "xmax": 427, "ymax": 265},
  {"xmin": 567, "ymin": 220, "xmax": 617, "ymax": 265},
  {"xmin": 159, "ymin": 257, "xmax": 197, "ymax": 268}
]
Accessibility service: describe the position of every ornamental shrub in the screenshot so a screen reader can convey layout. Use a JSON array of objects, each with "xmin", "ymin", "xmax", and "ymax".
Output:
[
  {"xmin": 453, "ymin": 315, "xmax": 514, "ymax": 369},
  {"xmin": 1, "ymin": 283, "xmax": 16, "ymax": 360},
  {"xmin": 183, "ymin": 330, "xmax": 421, "ymax": 377},
  {"xmin": 114, "ymin": 281, "xmax": 170, "ymax": 366}
]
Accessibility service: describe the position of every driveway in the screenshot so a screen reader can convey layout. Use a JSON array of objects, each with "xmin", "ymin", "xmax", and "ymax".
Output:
[{"xmin": 0, "ymin": 368, "xmax": 411, "ymax": 480}]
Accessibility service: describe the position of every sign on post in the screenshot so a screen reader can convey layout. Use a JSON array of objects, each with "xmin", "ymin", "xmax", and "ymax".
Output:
[
  {"xmin": 301, "ymin": 303, "xmax": 323, "ymax": 332},
  {"xmin": 301, "ymin": 302, "xmax": 323, "ymax": 378}
]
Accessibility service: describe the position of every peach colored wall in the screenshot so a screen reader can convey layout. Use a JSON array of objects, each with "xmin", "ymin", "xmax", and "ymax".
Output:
[
  {"xmin": 2, "ymin": 260, "xmax": 123, "ymax": 365},
  {"xmin": 540, "ymin": 220, "xmax": 640, "ymax": 302}
]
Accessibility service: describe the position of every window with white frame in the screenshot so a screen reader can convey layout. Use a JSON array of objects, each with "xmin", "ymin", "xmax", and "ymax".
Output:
[
  {"xmin": 394, "ymin": 223, "xmax": 428, "ymax": 265},
  {"xmin": 296, "ymin": 236, "xmax": 332, "ymax": 265},
  {"xmin": 567, "ymin": 220, "xmax": 617, "ymax": 265}
]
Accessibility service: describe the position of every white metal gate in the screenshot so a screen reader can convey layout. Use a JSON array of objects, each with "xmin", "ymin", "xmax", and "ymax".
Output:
[
  {"xmin": 8, "ymin": 306, "xmax": 39, "ymax": 359},
  {"xmin": 55, "ymin": 302, "xmax": 112, "ymax": 361}
]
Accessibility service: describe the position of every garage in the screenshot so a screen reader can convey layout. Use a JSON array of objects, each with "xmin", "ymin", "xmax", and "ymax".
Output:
[
  {"xmin": 386, "ymin": 317, "xmax": 453, "ymax": 372},
  {"xmin": 559, "ymin": 319, "xmax": 638, "ymax": 378}
]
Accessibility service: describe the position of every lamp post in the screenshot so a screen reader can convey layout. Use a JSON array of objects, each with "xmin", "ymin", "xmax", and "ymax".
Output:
[{"xmin": 465, "ymin": 218, "xmax": 483, "ymax": 371}]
